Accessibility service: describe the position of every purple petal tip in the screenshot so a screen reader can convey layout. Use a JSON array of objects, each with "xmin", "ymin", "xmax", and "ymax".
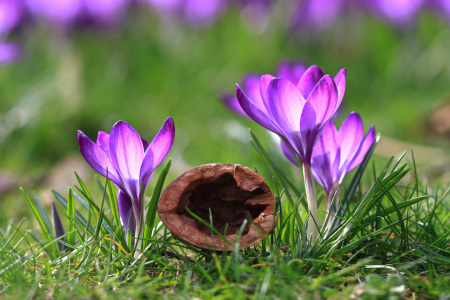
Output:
[{"xmin": 77, "ymin": 130, "xmax": 86, "ymax": 139}]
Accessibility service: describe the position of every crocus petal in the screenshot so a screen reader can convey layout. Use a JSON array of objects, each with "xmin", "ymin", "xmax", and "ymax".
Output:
[
  {"xmin": 304, "ymin": 75, "xmax": 338, "ymax": 124},
  {"xmin": 311, "ymin": 154, "xmax": 334, "ymax": 194},
  {"xmin": 300, "ymin": 75, "xmax": 338, "ymax": 161},
  {"xmin": 77, "ymin": 130, "xmax": 122, "ymax": 188},
  {"xmin": 268, "ymin": 78, "xmax": 305, "ymax": 136},
  {"xmin": 221, "ymin": 93, "xmax": 249, "ymax": 118},
  {"xmin": 275, "ymin": 60, "xmax": 307, "ymax": 85},
  {"xmin": 100, "ymin": 130, "xmax": 148, "ymax": 155},
  {"xmin": 338, "ymin": 112, "xmax": 364, "ymax": 174},
  {"xmin": 118, "ymin": 190, "xmax": 136, "ymax": 237},
  {"xmin": 312, "ymin": 121, "xmax": 339, "ymax": 161},
  {"xmin": 259, "ymin": 74, "xmax": 276, "ymax": 115},
  {"xmin": 347, "ymin": 125, "xmax": 376, "ymax": 172},
  {"xmin": 236, "ymin": 84, "xmax": 282, "ymax": 135},
  {"xmin": 141, "ymin": 138, "xmax": 150, "ymax": 151},
  {"xmin": 281, "ymin": 140, "xmax": 299, "ymax": 166},
  {"xmin": 311, "ymin": 121, "xmax": 340, "ymax": 193},
  {"xmin": 97, "ymin": 131, "xmax": 110, "ymax": 156},
  {"xmin": 109, "ymin": 121, "xmax": 144, "ymax": 201},
  {"xmin": 140, "ymin": 117, "xmax": 175, "ymax": 193},
  {"xmin": 297, "ymin": 65, "xmax": 324, "ymax": 99},
  {"xmin": 242, "ymin": 73, "xmax": 264, "ymax": 110},
  {"xmin": 334, "ymin": 68, "xmax": 346, "ymax": 108}
]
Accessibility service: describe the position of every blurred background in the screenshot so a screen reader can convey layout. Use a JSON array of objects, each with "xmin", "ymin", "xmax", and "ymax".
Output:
[{"xmin": 0, "ymin": 0, "xmax": 449, "ymax": 220}]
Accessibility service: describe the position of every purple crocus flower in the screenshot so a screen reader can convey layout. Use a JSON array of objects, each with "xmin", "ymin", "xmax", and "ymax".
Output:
[
  {"xmin": 220, "ymin": 61, "xmax": 307, "ymax": 118},
  {"xmin": 236, "ymin": 66, "xmax": 346, "ymax": 242},
  {"xmin": 236, "ymin": 66, "xmax": 346, "ymax": 164},
  {"xmin": 0, "ymin": 0, "xmax": 24, "ymax": 36},
  {"xmin": 281, "ymin": 112, "xmax": 375, "ymax": 193},
  {"xmin": 77, "ymin": 118, "xmax": 175, "ymax": 240},
  {"xmin": 0, "ymin": 42, "xmax": 21, "ymax": 64},
  {"xmin": 311, "ymin": 113, "xmax": 375, "ymax": 196},
  {"xmin": 282, "ymin": 112, "xmax": 375, "ymax": 229}
]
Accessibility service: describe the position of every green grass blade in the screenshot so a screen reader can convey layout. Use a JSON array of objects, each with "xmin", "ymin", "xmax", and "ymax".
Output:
[
  {"xmin": 106, "ymin": 180, "xmax": 121, "ymax": 228},
  {"xmin": 249, "ymin": 130, "xmax": 306, "ymax": 210},
  {"xmin": 360, "ymin": 195, "xmax": 428, "ymax": 224},
  {"xmin": 335, "ymin": 137, "xmax": 379, "ymax": 222},
  {"xmin": 67, "ymin": 188, "xmax": 76, "ymax": 247},
  {"xmin": 21, "ymin": 188, "xmax": 56, "ymax": 259},
  {"xmin": 52, "ymin": 189, "xmax": 91, "ymax": 233},
  {"xmin": 143, "ymin": 158, "xmax": 172, "ymax": 250},
  {"xmin": 185, "ymin": 207, "xmax": 233, "ymax": 249},
  {"xmin": 32, "ymin": 195, "xmax": 53, "ymax": 237}
]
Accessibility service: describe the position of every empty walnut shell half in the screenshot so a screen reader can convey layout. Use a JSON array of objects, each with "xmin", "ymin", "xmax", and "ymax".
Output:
[{"xmin": 158, "ymin": 163, "xmax": 278, "ymax": 251}]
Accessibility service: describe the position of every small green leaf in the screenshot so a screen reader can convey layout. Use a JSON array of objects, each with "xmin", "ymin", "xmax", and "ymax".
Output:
[
  {"xmin": 21, "ymin": 188, "xmax": 56, "ymax": 259},
  {"xmin": 67, "ymin": 188, "xmax": 76, "ymax": 247},
  {"xmin": 143, "ymin": 158, "xmax": 172, "ymax": 250}
]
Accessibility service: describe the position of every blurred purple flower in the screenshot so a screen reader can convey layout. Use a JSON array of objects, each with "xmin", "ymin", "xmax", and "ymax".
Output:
[
  {"xmin": 82, "ymin": 0, "xmax": 130, "ymax": 26},
  {"xmin": 428, "ymin": 0, "xmax": 450, "ymax": 20},
  {"xmin": 183, "ymin": 0, "xmax": 227, "ymax": 26},
  {"xmin": 0, "ymin": 0, "xmax": 24, "ymax": 36},
  {"xmin": 362, "ymin": 0, "xmax": 426, "ymax": 26},
  {"xmin": 77, "ymin": 118, "xmax": 175, "ymax": 238},
  {"xmin": 144, "ymin": 0, "xmax": 227, "ymax": 26},
  {"xmin": 24, "ymin": 0, "xmax": 83, "ymax": 27},
  {"xmin": 237, "ymin": 0, "xmax": 274, "ymax": 33},
  {"xmin": 222, "ymin": 73, "xmax": 262, "ymax": 118},
  {"xmin": 144, "ymin": 0, "xmax": 182, "ymax": 14},
  {"xmin": 0, "ymin": 42, "xmax": 21, "ymax": 64},
  {"xmin": 291, "ymin": 0, "xmax": 346, "ymax": 30},
  {"xmin": 236, "ymin": 0, "xmax": 273, "ymax": 7},
  {"xmin": 220, "ymin": 60, "xmax": 307, "ymax": 118},
  {"xmin": 275, "ymin": 60, "xmax": 307, "ymax": 85}
]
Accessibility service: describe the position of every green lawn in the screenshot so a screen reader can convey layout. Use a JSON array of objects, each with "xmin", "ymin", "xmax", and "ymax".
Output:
[{"xmin": 0, "ymin": 5, "xmax": 449, "ymax": 299}]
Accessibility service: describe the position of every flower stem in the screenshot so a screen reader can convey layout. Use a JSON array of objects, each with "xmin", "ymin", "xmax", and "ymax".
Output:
[
  {"xmin": 326, "ymin": 180, "xmax": 340, "ymax": 232},
  {"xmin": 302, "ymin": 164, "xmax": 319, "ymax": 243}
]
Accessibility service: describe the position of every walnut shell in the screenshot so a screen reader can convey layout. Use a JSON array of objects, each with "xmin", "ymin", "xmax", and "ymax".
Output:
[{"xmin": 158, "ymin": 163, "xmax": 278, "ymax": 251}]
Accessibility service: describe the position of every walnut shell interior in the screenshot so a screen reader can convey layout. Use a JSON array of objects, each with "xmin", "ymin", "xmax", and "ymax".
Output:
[{"xmin": 158, "ymin": 164, "xmax": 278, "ymax": 251}]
